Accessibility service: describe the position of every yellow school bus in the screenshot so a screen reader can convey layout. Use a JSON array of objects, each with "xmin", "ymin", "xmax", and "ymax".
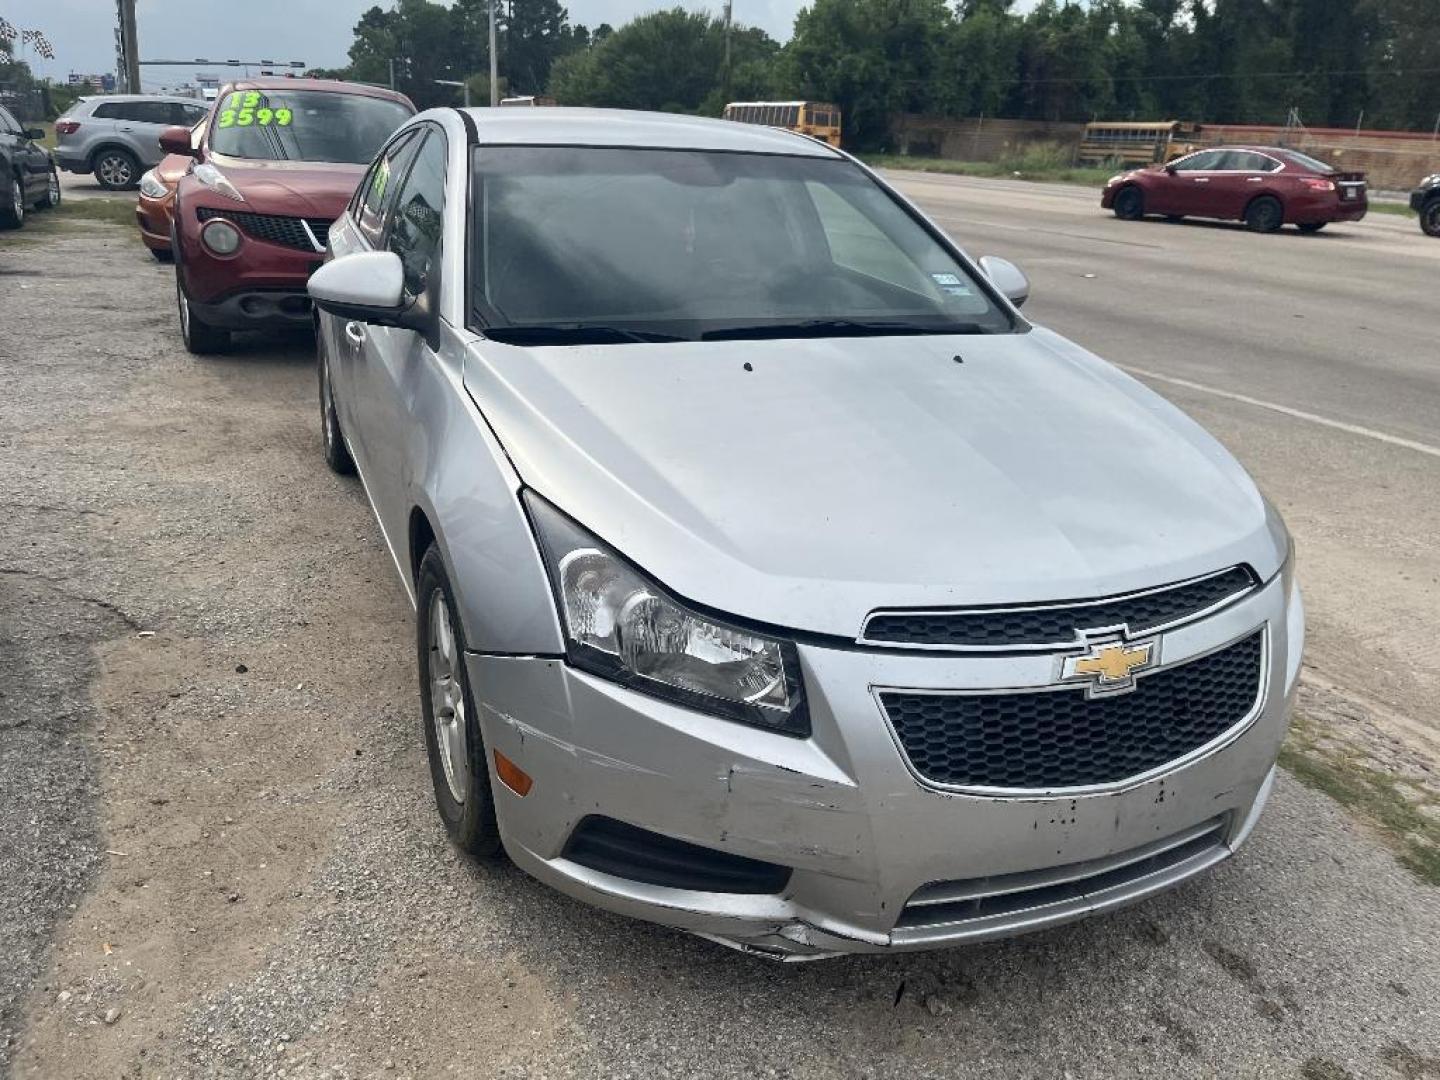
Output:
[
  {"xmin": 723, "ymin": 101, "xmax": 842, "ymax": 147},
  {"xmin": 1078, "ymin": 121, "xmax": 1203, "ymax": 166}
]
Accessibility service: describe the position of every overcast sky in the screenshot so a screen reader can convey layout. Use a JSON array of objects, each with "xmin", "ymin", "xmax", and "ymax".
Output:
[{"xmin": 2, "ymin": 0, "xmax": 807, "ymax": 89}]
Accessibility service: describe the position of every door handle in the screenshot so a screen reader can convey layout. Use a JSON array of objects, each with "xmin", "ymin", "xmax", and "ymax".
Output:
[
  {"xmin": 344, "ymin": 321, "xmax": 367, "ymax": 346},
  {"xmin": 1246, "ymin": 177, "xmax": 1263, "ymax": 182},
  {"xmin": 1192, "ymin": 177, "xmax": 1209, "ymax": 183}
]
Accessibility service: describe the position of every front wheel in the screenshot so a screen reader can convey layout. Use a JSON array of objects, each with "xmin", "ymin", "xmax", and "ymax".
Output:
[
  {"xmin": 417, "ymin": 546, "xmax": 503, "ymax": 859},
  {"xmin": 175, "ymin": 273, "xmax": 231, "ymax": 355},
  {"xmin": 1244, "ymin": 196, "xmax": 1283, "ymax": 233},
  {"xmin": 1421, "ymin": 199, "xmax": 1440, "ymax": 238},
  {"xmin": 1112, "ymin": 186, "xmax": 1145, "ymax": 220},
  {"xmin": 1297, "ymin": 221, "xmax": 1326, "ymax": 234},
  {"xmin": 1, "ymin": 171, "xmax": 25, "ymax": 229}
]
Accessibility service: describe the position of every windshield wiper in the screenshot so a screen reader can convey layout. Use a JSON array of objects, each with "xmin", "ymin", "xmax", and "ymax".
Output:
[
  {"xmin": 482, "ymin": 324, "xmax": 691, "ymax": 346},
  {"xmin": 700, "ymin": 318, "xmax": 991, "ymax": 341}
]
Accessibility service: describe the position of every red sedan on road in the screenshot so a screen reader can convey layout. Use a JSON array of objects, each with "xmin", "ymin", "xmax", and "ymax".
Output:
[
  {"xmin": 165, "ymin": 77, "xmax": 414, "ymax": 353},
  {"xmin": 1101, "ymin": 146, "xmax": 1367, "ymax": 233}
]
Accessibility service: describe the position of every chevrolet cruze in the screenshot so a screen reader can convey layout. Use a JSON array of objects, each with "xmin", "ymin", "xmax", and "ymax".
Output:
[{"xmin": 307, "ymin": 108, "xmax": 1303, "ymax": 959}]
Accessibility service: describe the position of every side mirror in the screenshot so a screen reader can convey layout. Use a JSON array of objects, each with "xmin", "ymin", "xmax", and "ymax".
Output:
[
  {"xmin": 159, "ymin": 125, "xmax": 200, "ymax": 158},
  {"xmin": 309, "ymin": 250, "xmax": 409, "ymax": 324},
  {"xmin": 25, "ymin": 128, "xmax": 46, "ymax": 141},
  {"xmin": 1164, "ymin": 163, "xmax": 1178, "ymax": 175},
  {"xmin": 978, "ymin": 255, "xmax": 1030, "ymax": 308}
]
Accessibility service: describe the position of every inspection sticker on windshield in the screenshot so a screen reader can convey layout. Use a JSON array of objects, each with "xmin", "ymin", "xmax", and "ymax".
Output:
[
  {"xmin": 217, "ymin": 91, "xmax": 293, "ymax": 129},
  {"xmin": 931, "ymin": 272, "xmax": 972, "ymax": 296}
]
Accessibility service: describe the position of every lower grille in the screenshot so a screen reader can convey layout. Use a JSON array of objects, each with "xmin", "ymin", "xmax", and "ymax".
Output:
[
  {"xmin": 562, "ymin": 816, "xmax": 792, "ymax": 894},
  {"xmin": 881, "ymin": 630, "xmax": 1264, "ymax": 791},
  {"xmin": 897, "ymin": 817, "xmax": 1228, "ymax": 931},
  {"xmin": 197, "ymin": 207, "xmax": 330, "ymax": 252}
]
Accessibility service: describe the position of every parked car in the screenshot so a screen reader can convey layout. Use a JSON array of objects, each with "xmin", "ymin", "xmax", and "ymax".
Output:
[
  {"xmin": 307, "ymin": 107, "xmax": 1303, "ymax": 960},
  {"xmin": 168, "ymin": 78, "xmax": 414, "ymax": 353},
  {"xmin": 1410, "ymin": 173, "xmax": 1440, "ymax": 236},
  {"xmin": 52, "ymin": 95, "xmax": 210, "ymax": 190},
  {"xmin": 0, "ymin": 104, "xmax": 60, "ymax": 228},
  {"xmin": 1103, "ymin": 145, "xmax": 1367, "ymax": 232},
  {"xmin": 135, "ymin": 120, "xmax": 205, "ymax": 261}
]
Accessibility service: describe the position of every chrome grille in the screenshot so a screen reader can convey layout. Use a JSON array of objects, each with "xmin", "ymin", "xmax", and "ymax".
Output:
[
  {"xmin": 862, "ymin": 566, "xmax": 1257, "ymax": 649},
  {"xmin": 880, "ymin": 630, "xmax": 1265, "ymax": 791}
]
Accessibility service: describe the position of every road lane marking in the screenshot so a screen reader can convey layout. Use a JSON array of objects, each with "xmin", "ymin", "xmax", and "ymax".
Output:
[{"xmin": 1120, "ymin": 365, "xmax": 1440, "ymax": 461}]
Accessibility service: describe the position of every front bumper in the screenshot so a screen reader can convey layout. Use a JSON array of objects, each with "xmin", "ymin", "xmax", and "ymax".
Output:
[
  {"xmin": 470, "ymin": 574, "xmax": 1302, "ymax": 959},
  {"xmin": 175, "ymin": 208, "xmax": 324, "ymax": 329},
  {"xmin": 1411, "ymin": 189, "xmax": 1432, "ymax": 212}
]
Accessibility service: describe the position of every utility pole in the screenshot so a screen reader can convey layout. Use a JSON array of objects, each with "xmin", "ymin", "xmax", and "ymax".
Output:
[
  {"xmin": 489, "ymin": 0, "xmax": 499, "ymax": 106},
  {"xmin": 117, "ymin": 0, "xmax": 141, "ymax": 94},
  {"xmin": 722, "ymin": 0, "xmax": 733, "ymax": 100},
  {"xmin": 389, "ymin": 57, "xmax": 395, "ymax": 90}
]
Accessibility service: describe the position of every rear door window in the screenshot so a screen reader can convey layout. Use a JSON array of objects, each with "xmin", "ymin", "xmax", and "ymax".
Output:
[{"xmin": 1174, "ymin": 150, "xmax": 1224, "ymax": 171}]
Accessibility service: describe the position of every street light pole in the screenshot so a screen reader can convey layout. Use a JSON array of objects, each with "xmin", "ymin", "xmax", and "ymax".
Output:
[{"xmin": 488, "ymin": 0, "xmax": 499, "ymax": 106}]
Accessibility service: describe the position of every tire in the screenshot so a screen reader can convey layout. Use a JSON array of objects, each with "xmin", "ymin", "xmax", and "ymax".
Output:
[
  {"xmin": 1244, "ymin": 195, "xmax": 1283, "ymax": 233},
  {"xmin": 1421, "ymin": 199, "xmax": 1440, "ymax": 238},
  {"xmin": 175, "ymin": 272, "xmax": 231, "ymax": 355},
  {"xmin": 150, "ymin": 246, "xmax": 174, "ymax": 263},
  {"xmin": 1, "ymin": 171, "xmax": 25, "ymax": 229},
  {"xmin": 317, "ymin": 327, "xmax": 356, "ymax": 475},
  {"xmin": 417, "ymin": 545, "xmax": 503, "ymax": 859},
  {"xmin": 93, "ymin": 148, "xmax": 140, "ymax": 191},
  {"xmin": 1297, "ymin": 222, "xmax": 1326, "ymax": 234},
  {"xmin": 37, "ymin": 167, "xmax": 60, "ymax": 210},
  {"xmin": 1112, "ymin": 185, "xmax": 1145, "ymax": 220},
  {"xmin": 1165, "ymin": 214, "xmax": 1184, "ymax": 223}
]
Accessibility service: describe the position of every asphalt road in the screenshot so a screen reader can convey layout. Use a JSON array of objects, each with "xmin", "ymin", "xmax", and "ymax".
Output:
[{"xmin": 1, "ymin": 178, "xmax": 1438, "ymax": 1080}]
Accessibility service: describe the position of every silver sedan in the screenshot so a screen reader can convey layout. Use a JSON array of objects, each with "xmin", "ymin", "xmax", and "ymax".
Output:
[{"xmin": 308, "ymin": 107, "xmax": 1302, "ymax": 960}]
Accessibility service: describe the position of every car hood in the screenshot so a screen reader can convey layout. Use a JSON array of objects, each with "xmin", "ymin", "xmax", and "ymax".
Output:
[
  {"xmin": 200, "ymin": 155, "xmax": 366, "ymax": 217},
  {"xmin": 464, "ymin": 327, "xmax": 1286, "ymax": 639}
]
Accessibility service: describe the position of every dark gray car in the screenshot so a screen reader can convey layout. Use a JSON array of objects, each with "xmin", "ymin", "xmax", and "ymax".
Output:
[
  {"xmin": 52, "ymin": 95, "xmax": 209, "ymax": 190},
  {"xmin": 0, "ymin": 105, "xmax": 59, "ymax": 229}
]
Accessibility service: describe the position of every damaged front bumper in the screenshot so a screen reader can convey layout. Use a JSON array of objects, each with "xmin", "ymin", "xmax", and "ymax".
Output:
[{"xmin": 468, "ymin": 575, "xmax": 1302, "ymax": 959}]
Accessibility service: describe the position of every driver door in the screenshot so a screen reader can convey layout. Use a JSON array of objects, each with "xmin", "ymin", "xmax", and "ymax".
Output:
[
  {"xmin": 351, "ymin": 125, "xmax": 448, "ymax": 549},
  {"xmin": 1149, "ymin": 150, "xmax": 1225, "ymax": 216}
]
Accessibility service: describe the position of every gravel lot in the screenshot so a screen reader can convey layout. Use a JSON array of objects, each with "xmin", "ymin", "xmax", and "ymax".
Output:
[{"xmin": 2, "ymin": 214, "xmax": 1438, "ymax": 1080}]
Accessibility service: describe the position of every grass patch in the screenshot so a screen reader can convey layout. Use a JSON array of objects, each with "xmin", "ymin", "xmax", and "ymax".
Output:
[
  {"xmin": 1281, "ymin": 714, "xmax": 1440, "ymax": 886},
  {"xmin": 1368, "ymin": 201, "xmax": 1417, "ymax": 219},
  {"xmin": 863, "ymin": 146, "xmax": 1117, "ymax": 187},
  {"xmin": 53, "ymin": 197, "xmax": 138, "ymax": 228},
  {"xmin": 0, "ymin": 196, "xmax": 140, "ymax": 248}
]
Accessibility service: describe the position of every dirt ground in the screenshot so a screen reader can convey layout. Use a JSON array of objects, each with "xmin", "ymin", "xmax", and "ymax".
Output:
[{"xmin": 2, "ymin": 220, "xmax": 1438, "ymax": 1080}]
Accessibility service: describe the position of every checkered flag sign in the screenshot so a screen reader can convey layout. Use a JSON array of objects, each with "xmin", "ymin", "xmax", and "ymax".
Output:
[
  {"xmin": 21, "ymin": 28, "xmax": 55, "ymax": 59},
  {"xmin": 0, "ymin": 18, "xmax": 19, "ymax": 44}
]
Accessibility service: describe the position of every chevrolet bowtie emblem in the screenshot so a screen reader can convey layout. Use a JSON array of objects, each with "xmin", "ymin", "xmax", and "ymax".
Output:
[{"xmin": 1061, "ymin": 639, "xmax": 1157, "ymax": 697}]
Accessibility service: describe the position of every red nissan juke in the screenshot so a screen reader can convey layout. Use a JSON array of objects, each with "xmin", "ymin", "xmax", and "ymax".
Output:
[{"xmin": 165, "ymin": 78, "xmax": 414, "ymax": 354}]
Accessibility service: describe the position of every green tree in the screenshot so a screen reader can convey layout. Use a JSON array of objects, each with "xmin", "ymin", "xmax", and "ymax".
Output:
[{"xmin": 780, "ymin": 0, "xmax": 953, "ymax": 149}]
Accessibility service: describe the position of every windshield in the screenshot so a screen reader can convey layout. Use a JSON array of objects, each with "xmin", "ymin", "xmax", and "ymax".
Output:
[
  {"xmin": 210, "ymin": 89, "xmax": 412, "ymax": 164},
  {"xmin": 470, "ymin": 147, "xmax": 1014, "ymax": 342}
]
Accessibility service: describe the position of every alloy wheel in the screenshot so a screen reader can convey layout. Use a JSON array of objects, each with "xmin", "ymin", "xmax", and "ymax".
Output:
[
  {"xmin": 427, "ymin": 590, "xmax": 470, "ymax": 805},
  {"xmin": 1423, "ymin": 202, "xmax": 1440, "ymax": 238},
  {"xmin": 47, "ymin": 171, "xmax": 60, "ymax": 207},
  {"xmin": 98, "ymin": 154, "xmax": 133, "ymax": 188},
  {"xmin": 11, "ymin": 177, "xmax": 23, "ymax": 224}
]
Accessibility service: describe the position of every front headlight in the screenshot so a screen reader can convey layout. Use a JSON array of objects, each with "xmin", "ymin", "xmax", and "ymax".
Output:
[
  {"xmin": 525, "ymin": 493, "xmax": 809, "ymax": 736},
  {"xmin": 138, "ymin": 169, "xmax": 167, "ymax": 199},
  {"xmin": 192, "ymin": 162, "xmax": 245, "ymax": 203}
]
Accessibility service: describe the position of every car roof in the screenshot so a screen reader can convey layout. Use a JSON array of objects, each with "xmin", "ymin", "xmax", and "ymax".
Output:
[
  {"xmin": 83, "ymin": 94, "xmax": 207, "ymax": 104},
  {"xmin": 456, "ymin": 107, "xmax": 842, "ymax": 157},
  {"xmin": 223, "ymin": 77, "xmax": 413, "ymax": 108}
]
